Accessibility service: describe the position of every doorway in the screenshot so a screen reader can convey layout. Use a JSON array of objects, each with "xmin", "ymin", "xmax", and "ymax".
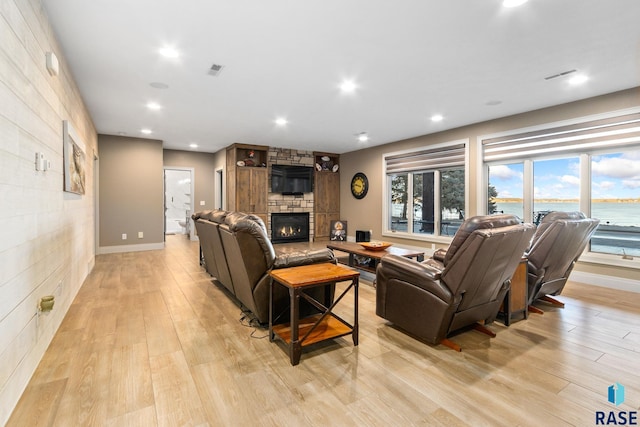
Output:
[
  {"xmin": 164, "ymin": 167, "xmax": 195, "ymax": 239},
  {"xmin": 216, "ymin": 168, "xmax": 224, "ymax": 209}
]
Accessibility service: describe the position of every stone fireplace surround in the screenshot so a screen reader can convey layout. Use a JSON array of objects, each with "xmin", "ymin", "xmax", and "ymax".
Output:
[{"xmin": 267, "ymin": 148, "xmax": 315, "ymax": 241}]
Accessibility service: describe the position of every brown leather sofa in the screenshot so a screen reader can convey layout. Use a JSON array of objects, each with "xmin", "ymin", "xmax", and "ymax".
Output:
[
  {"xmin": 376, "ymin": 214, "xmax": 535, "ymax": 350},
  {"xmin": 526, "ymin": 211, "xmax": 600, "ymax": 311},
  {"xmin": 193, "ymin": 209, "xmax": 336, "ymax": 324}
]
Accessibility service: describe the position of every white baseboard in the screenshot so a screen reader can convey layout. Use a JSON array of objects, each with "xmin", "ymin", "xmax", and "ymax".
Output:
[
  {"xmin": 570, "ymin": 271, "xmax": 640, "ymax": 293},
  {"xmin": 98, "ymin": 242, "xmax": 165, "ymax": 254}
]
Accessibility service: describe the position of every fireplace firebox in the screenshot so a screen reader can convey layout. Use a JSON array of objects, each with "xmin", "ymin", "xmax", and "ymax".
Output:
[{"xmin": 271, "ymin": 212, "xmax": 310, "ymax": 244}]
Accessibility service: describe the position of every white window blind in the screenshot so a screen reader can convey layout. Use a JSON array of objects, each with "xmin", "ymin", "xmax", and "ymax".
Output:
[
  {"xmin": 483, "ymin": 112, "xmax": 640, "ymax": 162},
  {"xmin": 385, "ymin": 143, "xmax": 465, "ymax": 173}
]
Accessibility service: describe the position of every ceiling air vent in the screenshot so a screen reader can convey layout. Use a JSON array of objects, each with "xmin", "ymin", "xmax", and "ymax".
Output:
[
  {"xmin": 208, "ymin": 63, "xmax": 225, "ymax": 77},
  {"xmin": 544, "ymin": 69, "xmax": 576, "ymax": 81}
]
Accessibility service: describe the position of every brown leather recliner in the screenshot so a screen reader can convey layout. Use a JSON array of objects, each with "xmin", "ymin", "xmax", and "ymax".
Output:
[
  {"xmin": 194, "ymin": 210, "xmax": 235, "ymax": 294},
  {"xmin": 376, "ymin": 214, "xmax": 535, "ymax": 351},
  {"xmin": 526, "ymin": 211, "xmax": 600, "ymax": 312},
  {"xmin": 193, "ymin": 209, "xmax": 336, "ymax": 324}
]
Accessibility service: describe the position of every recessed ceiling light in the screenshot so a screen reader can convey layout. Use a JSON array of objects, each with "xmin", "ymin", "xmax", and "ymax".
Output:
[
  {"xmin": 486, "ymin": 100, "xmax": 502, "ymax": 106},
  {"xmin": 275, "ymin": 118, "xmax": 288, "ymax": 126},
  {"xmin": 431, "ymin": 114, "xmax": 444, "ymax": 122},
  {"xmin": 158, "ymin": 46, "xmax": 179, "ymax": 59},
  {"xmin": 503, "ymin": 0, "xmax": 528, "ymax": 7},
  {"xmin": 150, "ymin": 82, "xmax": 169, "ymax": 89},
  {"xmin": 357, "ymin": 132, "xmax": 369, "ymax": 142},
  {"xmin": 146, "ymin": 102, "xmax": 161, "ymax": 110},
  {"xmin": 141, "ymin": 129, "xmax": 152, "ymax": 135},
  {"xmin": 340, "ymin": 80, "xmax": 357, "ymax": 93},
  {"xmin": 117, "ymin": 131, "xmax": 127, "ymax": 136},
  {"xmin": 569, "ymin": 74, "xmax": 589, "ymax": 85},
  {"xmin": 189, "ymin": 143, "xmax": 198, "ymax": 149}
]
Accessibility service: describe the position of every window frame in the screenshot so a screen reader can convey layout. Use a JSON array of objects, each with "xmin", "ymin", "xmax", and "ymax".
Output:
[
  {"xmin": 382, "ymin": 139, "xmax": 469, "ymax": 243},
  {"xmin": 478, "ymin": 107, "xmax": 640, "ymax": 269}
]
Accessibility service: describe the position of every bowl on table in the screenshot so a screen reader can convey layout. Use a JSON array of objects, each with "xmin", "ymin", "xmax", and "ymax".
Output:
[{"xmin": 359, "ymin": 241, "xmax": 392, "ymax": 251}]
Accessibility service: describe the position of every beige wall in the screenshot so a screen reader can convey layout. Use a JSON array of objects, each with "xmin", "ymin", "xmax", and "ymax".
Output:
[
  {"xmin": 0, "ymin": 1, "xmax": 97, "ymax": 424},
  {"xmin": 163, "ymin": 148, "xmax": 218, "ymax": 215},
  {"xmin": 340, "ymin": 87, "xmax": 640, "ymax": 282},
  {"xmin": 98, "ymin": 135, "xmax": 164, "ymax": 250}
]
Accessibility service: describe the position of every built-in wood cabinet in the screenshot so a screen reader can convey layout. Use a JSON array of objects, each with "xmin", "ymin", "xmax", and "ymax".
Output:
[
  {"xmin": 313, "ymin": 152, "xmax": 340, "ymax": 240},
  {"xmin": 226, "ymin": 143, "xmax": 269, "ymax": 222}
]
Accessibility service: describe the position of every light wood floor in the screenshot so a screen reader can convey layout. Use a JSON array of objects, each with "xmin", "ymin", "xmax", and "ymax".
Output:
[{"xmin": 7, "ymin": 235, "xmax": 640, "ymax": 426}]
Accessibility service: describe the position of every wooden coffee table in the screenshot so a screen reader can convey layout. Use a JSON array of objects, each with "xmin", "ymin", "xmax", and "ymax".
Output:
[
  {"xmin": 269, "ymin": 263, "xmax": 359, "ymax": 366},
  {"xmin": 326, "ymin": 241, "xmax": 425, "ymax": 273}
]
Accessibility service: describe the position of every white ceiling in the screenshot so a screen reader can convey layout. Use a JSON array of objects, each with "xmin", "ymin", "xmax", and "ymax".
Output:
[{"xmin": 42, "ymin": 0, "xmax": 640, "ymax": 154}]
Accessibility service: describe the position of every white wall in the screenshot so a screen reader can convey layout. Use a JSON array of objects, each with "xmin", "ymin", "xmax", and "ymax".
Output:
[{"xmin": 0, "ymin": 0, "xmax": 97, "ymax": 424}]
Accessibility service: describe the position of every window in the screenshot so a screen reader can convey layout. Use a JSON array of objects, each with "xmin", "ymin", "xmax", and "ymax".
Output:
[
  {"xmin": 389, "ymin": 173, "xmax": 408, "ymax": 232},
  {"xmin": 488, "ymin": 162, "xmax": 524, "ymax": 219},
  {"xmin": 384, "ymin": 141, "xmax": 467, "ymax": 239},
  {"xmin": 483, "ymin": 110, "xmax": 640, "ymax": 259},
  {"xmin": 591, "ymin": 151, "xmax": 640, "ymax": 257},
  {"xmin": 533, "ymin": 157, "xmax": 580, "ymax": 221}
]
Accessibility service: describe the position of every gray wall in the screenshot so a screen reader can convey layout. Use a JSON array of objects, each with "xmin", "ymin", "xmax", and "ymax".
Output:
[{"xmin": 98, "ymin": 135, "xmax": 164, "ymax": 249}]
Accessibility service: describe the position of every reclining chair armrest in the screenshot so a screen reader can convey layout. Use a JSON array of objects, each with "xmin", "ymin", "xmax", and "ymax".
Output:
[
  {"xmin": 273, "ymin": 248, "xmax": 336, "ymax": 269},
  {"xmin": 378, "ymin": 254, "xmax": 452, "ymax": 303},
  {"xmin": 432, "ymin": 248, "xmax": 447, "ymax": 263}
]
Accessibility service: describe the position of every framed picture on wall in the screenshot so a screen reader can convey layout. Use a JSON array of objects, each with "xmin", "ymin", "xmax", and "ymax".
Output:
[
  {"xmin": 330, "ymin": 220, "xmax": 347, "ymax": 241},
  {"xmin": 63, "ymin": 120, "xmax": 86, "ymax": 195}
]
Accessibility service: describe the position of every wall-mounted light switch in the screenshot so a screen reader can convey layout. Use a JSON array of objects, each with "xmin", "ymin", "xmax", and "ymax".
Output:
[
  {"xmin": 35, "ymin": 152, "xmax": 46, "ymax": 171},
  {"xmin": 122, "ymin": 233, "xmax": 127, "ymax": 240},
  {"xmin": 138, "ymin": 232, "xmax": 143, "ymax": 239},
  {"xmin": 200, "ymin": 201, "xmax": 206, "ymax": 206}
]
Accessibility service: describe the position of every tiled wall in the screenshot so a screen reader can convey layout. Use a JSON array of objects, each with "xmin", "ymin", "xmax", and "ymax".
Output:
[
  {"xmin": 0, "ymin": 1, "xmax": 97, "ymax": 424},
  {"xmin": 267, "ymin": 148, "xmax": 315, "ymax": 241}
]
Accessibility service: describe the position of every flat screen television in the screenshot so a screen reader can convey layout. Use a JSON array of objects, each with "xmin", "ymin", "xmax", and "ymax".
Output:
[{"xmin": 271, "ymin": 164, "xmax": 314, "ymax": 194}]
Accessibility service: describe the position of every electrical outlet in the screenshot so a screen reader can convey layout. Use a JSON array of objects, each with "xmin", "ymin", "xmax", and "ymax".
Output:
[
  {"xmin": 122, "ymin": 233, "xmax": 127, "ymax": 240},
  {"xmin": 200, "ymin": 200, "xmax": 206, "ymax": 206},
  {"xmin": 138, "ymin": 231, "xmax": 144, "ymax": 239}
]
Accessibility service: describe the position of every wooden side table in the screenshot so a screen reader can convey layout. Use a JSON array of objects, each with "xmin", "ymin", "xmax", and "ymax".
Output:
[
  {"xmin": 499, "ymin": 258, "xmax": 528, "ymax": 326},
  {"xmin": 269, "ymin": 263, "xmax": 359, "ymax": 365}
]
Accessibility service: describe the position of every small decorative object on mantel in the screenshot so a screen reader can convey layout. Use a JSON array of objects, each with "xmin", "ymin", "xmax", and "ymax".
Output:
[
  {"xmin": 319, "ymin": 155, "xmax": 333, "ymax": 170},
  {"xmin": 330, "ymin": 220, "xmax": 347, "ymax": 241}
]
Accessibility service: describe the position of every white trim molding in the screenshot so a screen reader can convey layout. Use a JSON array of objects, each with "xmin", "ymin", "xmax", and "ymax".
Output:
[
  {"xmin": 569, "ymin": 271, "xmax": 640, "ymax": 293},
  {"xmin": 98, "ymin": 243, "xmax": 165, "ymax": 254}
]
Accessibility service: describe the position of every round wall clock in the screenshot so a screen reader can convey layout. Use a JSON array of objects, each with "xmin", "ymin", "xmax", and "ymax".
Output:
[{"xmin": 350, "ymin": 172, "xmax": 369, "ymax": 199}]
